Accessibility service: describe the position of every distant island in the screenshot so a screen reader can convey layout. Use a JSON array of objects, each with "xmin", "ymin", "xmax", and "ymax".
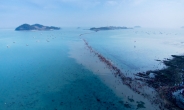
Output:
[
  {"xmin": 181, "ymin": 26, "xmax": 184, "ymax": 28},
  {"xmin": 90, "ymin": 26, "xmax": 132, "ymax": 31},
  {"xmin": 134, "ymin": 26, "xmax": 141, "ymax": 28},
  {"xmin": 15, "ymin": 24, "xmax": 60, "ymax": 31}
]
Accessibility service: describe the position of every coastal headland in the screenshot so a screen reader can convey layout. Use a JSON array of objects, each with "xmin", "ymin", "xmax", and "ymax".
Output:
[{"xmin": 136, "ymin": 55, "xmax": 184, "ymax": 109}]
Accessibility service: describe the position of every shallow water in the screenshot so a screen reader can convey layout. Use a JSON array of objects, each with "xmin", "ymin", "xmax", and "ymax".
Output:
[
  {"xmin": 69, "ymin": 40, "xmax": 158, "ymax": 110},
  {"xmin": 0, "ymin": 29, "xmax": 128, "ymax": 110},
  {"xmin": 0, "ymin": 28, "xmax": 184, "ymax": 110},
  {"xmin": 83, "ymin": 28, "xmax": 184, "ymax": 76}
]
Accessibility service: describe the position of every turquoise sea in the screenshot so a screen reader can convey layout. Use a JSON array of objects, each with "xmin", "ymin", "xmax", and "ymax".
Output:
[{"xmin": 0, "ymin": 28, "xmax": 184, "ymax": 110}]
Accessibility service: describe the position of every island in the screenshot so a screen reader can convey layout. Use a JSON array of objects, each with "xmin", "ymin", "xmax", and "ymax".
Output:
[
  {"xmin": 90, "ymin": 26, "xmax": 132, "ymax": 31},
  {"xmin": 134, "ymin": 26, "xmax": 141, "ymax": 28},
  {"xmin": 15, "ymin": 24, "xmax": 60, "ymax": 31},
  {"xmin": 181, "ymin": 26, "xmax": 184, "ymax": 28}
]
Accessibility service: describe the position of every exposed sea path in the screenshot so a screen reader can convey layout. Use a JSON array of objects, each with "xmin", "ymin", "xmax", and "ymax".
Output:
[
  {"xmin": 0, "ymin": 28, "xmax": 184, "ymax": 110},
  {"xmin": 69, "ymin": 28, "xmax": 184, "ymax": 110},
  {"xmin": 69, "ymin": 39, "xmax": 158, "ymax": 110}
]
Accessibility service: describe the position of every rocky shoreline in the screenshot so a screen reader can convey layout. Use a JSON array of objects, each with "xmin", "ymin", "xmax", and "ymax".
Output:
[{"xmin": 136, "ymin": 55, "xmax": 184, "ymax": 110}]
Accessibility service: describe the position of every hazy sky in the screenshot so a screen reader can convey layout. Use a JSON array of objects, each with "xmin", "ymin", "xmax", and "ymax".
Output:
[{"xmin": 1, "ymin": 0, "xmax": 184, "ymax": 28}]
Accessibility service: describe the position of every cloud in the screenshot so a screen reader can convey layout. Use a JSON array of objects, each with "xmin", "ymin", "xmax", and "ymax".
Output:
[
  {"xmin": 106, "ymin": 1, "xmax": 118, "ymax": 6},
  {"xmin": 1, "ymin": 0, "xmax": 184, "ymax": 28},
  {"xmin": 56, "ymin": 0, "xmax": 101, "ymax": 9},
  {"xmin": 133, "ymin": 0, "xmax": 145, "ymax": 6}
]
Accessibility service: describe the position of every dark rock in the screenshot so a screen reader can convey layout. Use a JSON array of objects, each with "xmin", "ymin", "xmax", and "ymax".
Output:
[
  {"xmin": 124, "ymin": 102, "xmax": 131, "ymax": 108},
  {"xmin": 96, "ymin": 98, "xmax": 101, "ymax": 102}
]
